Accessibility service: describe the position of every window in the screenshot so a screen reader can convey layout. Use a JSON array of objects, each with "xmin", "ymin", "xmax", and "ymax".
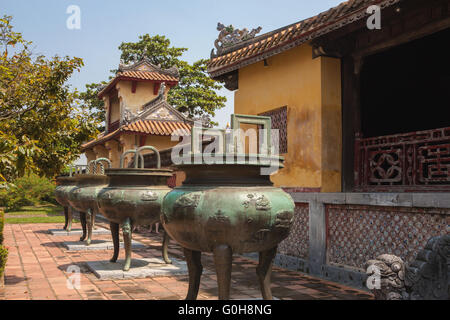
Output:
[{"xmin": 259, "ymin": 106, "xmax": 288, "ymax": 154}]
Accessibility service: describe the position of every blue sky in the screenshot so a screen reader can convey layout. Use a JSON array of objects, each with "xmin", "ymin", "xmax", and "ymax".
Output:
[{"xmin": 1, "ymin": 0, "xmax": 343, "ymax": 163}]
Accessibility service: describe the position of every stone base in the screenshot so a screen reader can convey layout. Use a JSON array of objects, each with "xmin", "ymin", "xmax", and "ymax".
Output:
[
  {"xmin": 234, "ymin": 297, "xmax": 279, "ymax": 300},
  {"xmin": 86, "ymin": 257, "xmax": 188, "ymax": 280},
  {"xmin": 63, "ymin": 239, "xmax": 145, "ymax": 251},
  {"xmin": 49, "ymin": 228, "xmax": 110, "ymax": 236}
]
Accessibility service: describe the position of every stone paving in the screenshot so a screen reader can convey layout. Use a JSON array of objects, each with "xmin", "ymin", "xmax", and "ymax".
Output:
[
  {"xmin": 86, "ymin": 257, "xmax": 190, "ymax": 280},
  {"xmin": 63, "ymin": 239, "xmax": 145, "ymax": 251},
  {"xmin": 49, "ymin": 227, "xmax": 110, "ymax": 236},
  {"xmin": 0, "ymin": 222, "xmax": 374, "ymax": 300}
]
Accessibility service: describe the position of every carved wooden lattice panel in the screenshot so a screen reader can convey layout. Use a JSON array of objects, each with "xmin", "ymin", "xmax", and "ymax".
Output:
[
  {"xmin": 278, "ymin": 203, "xmax": 309, "ymax": 259},
  {"xmin": 355, "ymin": 127, "xmax": 450, "ymax": 191},
  {"xmin": 326, "ymin": 204, "xmax": 450, "ymax": 270},
  {"xmin": 259, "ymin": 106, "xmax": 288, "ymax": 154}
]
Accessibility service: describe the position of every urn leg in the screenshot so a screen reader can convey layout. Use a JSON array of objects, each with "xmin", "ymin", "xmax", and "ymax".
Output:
[
  {"xmin": 67, "ymin": 207, "xmax": 73, "ymax": 232},
  {"xmin": 86, "ymin": 209, "xmax": 93, "ymax": 246},
  {"xmin": 184, "ymin": 248, "xmax": 203, "ymax": 300},
  {"xmin": 92, "ymin": 212, "xmax": 96, "ymax": 230},
  {"xmin": 256, "ymin": 246, "xmax": 277, "ymax": 300},
  {"xmin": 109, "ymin": 222, "xmax": 120, "ymax": 263},
  {"xmin": 63, "ymin": 207, "xmax": 69, "ymax": 230},
  {"xmin": 162, "ymin": 231, "xmax": 172, "ymax": 264},
  {"xmin": 213, "ymin": 244, "xmax": 232, "ymax": 300},
  {"xmin": 79, "ymin": 211, "xmax": 87, "ymax": 241},
  {"xmin": 122, "ymin": 218, "xmax": 132, "ymax": 271}
]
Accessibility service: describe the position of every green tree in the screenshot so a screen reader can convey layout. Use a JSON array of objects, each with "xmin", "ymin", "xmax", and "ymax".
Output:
[
  {"xmin": 82, "ymin": 34, "xmax": 226, "ymax": 127},
  {"xmin": 0, "ymin": 15, "xmax": 99, "ymax": 180},
  {"xmin": 78, "ymin": 81, "xmax": 108, "ymax": 132}
]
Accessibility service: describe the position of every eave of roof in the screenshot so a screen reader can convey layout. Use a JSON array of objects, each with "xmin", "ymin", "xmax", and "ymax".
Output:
[
  {"xmin": 98, "ymin": 74, "xmax": 179, "ymax": 99},
  {"xmin": 207, "ymin": 0, "xmax": 401, "ymax": 78},
  {"xmin": 81, "ymin": 120, "xmax": 192, "ymax": 151}
]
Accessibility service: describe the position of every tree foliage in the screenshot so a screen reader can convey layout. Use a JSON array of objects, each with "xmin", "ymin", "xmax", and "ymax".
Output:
[
  {"xmin": 82, "ymin": 34, "xmax": 226, "ymax": 127},
  {"xmin": 0, "ymin": 16, "xmax": 99, "ymax": 181}
]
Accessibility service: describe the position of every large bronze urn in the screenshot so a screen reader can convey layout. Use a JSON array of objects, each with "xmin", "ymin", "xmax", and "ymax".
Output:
[
  {"xmin": 97, "ymin": 147, "xmax": 173, "ymax": 271},
  {"xmin": 161, "ymin": 115, "xmax": 295, "ymax": 300},
  {"xmin": 67, "ymin": 159, "xmax": 110, "ymax": 244},
  {"xmin": 55, "ymin": 175, "xmax": 77, "ymax": 232}
]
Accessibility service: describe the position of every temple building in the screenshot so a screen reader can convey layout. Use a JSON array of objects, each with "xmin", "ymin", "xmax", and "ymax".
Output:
[
  {"xmin": 81, "ymin": 58, "xmax": 193, "ymax": 184},
  {"xmin": 206, "ymin": 0, "xmax": 450, "ymax": 289}
]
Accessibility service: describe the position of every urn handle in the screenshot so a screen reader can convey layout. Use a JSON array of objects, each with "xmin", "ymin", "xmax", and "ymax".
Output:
[
  {"xmin": 136, "ymin": 146, "xmax": 161, "ymax": 169},
  {"xmin": 95, "ymin": 158, "xmax": 112, "ymax": 174},
  {"xmin": 120, "ymin": 150, "xmax": 145, "ymax": 169},
  {"xmin": 87, "ymin": 160, "xmax": 97, "ymax": 174}
]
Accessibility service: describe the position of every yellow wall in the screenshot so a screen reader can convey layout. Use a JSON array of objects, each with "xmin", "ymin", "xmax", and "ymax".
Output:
[
  {"xmin": 234, "ymin": 44, "xmax": 342, "ymax": 192},
  {"xmin": 141, "ymin": 135, "xmax": 179, "ymax": 156},
  {"xmin": 109, "ymin": 96, "xmax": 120, "ymax": 123},
  {"xmin": 86, "ymin": 134, "xmax": 179, "ymax": 169},
  {"xmin": 116, "ymin": 81, "xmax": 169, "ymax": 114}
]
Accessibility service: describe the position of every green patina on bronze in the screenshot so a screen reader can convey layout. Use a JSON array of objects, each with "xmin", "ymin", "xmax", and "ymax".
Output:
[
  {"xmin": 67, "ymin": 169, "xmax": 110, "ymax": 244},
  {"xmin": 97, "ymin": 146, "xmax": 173, "ymax": 271},
  {"xmin": 55, "ymin": 175, "xmax": 78, "ymax": 232},
  {"xmin": 161, "ymin": 114, "xmax": 295, "ymax": 300}
]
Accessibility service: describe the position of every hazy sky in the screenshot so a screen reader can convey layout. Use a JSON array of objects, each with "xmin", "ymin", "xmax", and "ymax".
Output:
[{"xmin": 2, "ymin": 0, "xmax": 343, "ymax": 164}]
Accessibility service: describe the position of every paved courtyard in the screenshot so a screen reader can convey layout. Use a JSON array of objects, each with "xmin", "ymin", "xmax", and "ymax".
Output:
[{"xmin": 0, "ymin": 222, "xmax": 374, "ymax": 300}]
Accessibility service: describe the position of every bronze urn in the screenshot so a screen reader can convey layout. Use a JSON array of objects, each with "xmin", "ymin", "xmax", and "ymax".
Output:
[
  {"xmin": 67, "ymin": 159, "xmax": 110, "ymax": 244},
  {"xmin": 97, "ymin": 147, "xmax": 173, "ymax": 271},
  {"xmin": 161, "ymin": 115, "xmax": 295, "ymax": 300},
  {"xmin": 55, "ymin": 174, "xmax": 77, "ymax": 232}
]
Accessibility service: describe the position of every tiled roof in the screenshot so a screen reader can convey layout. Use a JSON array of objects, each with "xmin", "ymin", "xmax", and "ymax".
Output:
[
  {"xmin": 207, "ymin": 0, "xmax": 400, "ymax": 77},
  {"xmin": 98, "ymin": 58, "xmax": 180, "ymax": 98},
  {"xmin": 123, "ymin": 120, "xmax": 191, "ymax": 136},
  {"xmin": 117, "ymin": 70, "xmax": 179, "ymax": 82},
  {"xmin": 81, "ymin": 120, "xmax": 191, "ymax": 150}
]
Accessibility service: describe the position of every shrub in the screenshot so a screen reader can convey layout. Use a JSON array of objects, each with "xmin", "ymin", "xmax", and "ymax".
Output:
[
  {"xmin": 0, "ymin": 173, "xmax": 56, "ymax": 211},
  {"xmin": 0, "ymin": 209, "xmax": 4, "ymax": 244},
  {"xmin": 0, "ymin": 209, "xmax": 6, "ymax": 282},
  {"xmin": 0, "ymin": 245, "xmax": 7, "ymax": 281}
]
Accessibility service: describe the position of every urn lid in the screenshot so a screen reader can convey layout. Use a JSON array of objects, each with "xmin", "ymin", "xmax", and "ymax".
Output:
[
  {"xmin": 105, "ymin": 168, "xmax": 172, "ymax": 177},
  {"xmin": 73, "ymin": 174, "xmax": 109, "ymax": 185},
  {"xmin": 55, "ymin": 176, "xmax": 77, "ymax": 185}
]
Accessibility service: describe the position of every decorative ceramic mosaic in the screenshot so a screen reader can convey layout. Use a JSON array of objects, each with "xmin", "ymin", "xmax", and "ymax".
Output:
[
  {"xmin": 278, "ymin": 203, "xmax": 309, "ymax": 259},
  {"xmin": 259, "ymin": 106, "xmax": 288, "ymax": 154},
  {"xmin": 326, "ymin": 204, "xmax": 450, "ymax": 269}
]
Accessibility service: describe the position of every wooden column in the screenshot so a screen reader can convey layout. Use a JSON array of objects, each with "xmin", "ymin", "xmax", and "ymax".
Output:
[{"xmin": 341, "ymin": 56, "xmax": 362, "ymax": 192}]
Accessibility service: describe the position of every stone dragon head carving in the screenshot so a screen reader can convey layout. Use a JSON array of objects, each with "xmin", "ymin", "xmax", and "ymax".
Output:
[
  {"xmin": 366, "ymin": 235, "xmax": 449, "ymax": 300},
  {"xmin": 365, "ymin": 254, "xmax": 407, "ymax": 300}
]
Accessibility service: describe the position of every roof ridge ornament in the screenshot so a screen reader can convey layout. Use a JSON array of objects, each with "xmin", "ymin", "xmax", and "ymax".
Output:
[
  {"xmin": 211, "ymin": 22, "xmax": 262, "ymax": 58},
  {"xmin": 158, "ymin": 82, "xmax": 166, "ymax": 97},
  {"xmin": 118, "ymin": 58, "xmax": 180, "ymax": 79}
]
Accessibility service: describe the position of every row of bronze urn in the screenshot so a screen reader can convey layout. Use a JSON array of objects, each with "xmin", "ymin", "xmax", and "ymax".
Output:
[{"xmin": 54, "ymin": 115, "xmax": 296, "ymax": 300}]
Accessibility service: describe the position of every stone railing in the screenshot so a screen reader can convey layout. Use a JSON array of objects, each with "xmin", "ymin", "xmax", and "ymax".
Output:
[{"xmin": 269, "ymin": 192, "xmax": 450, "ymax": 290}]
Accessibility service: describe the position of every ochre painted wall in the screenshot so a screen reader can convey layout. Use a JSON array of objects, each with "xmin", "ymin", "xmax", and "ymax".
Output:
[
  {"xmin": 85, "ymin": 134, "xmax": 180, "ymax": 169},
  {"xmin": 141, "ymin": 135, "xmax": 179, "ymax": 157},
  {"xmin": 234, "ymin": 44, "xmax": 342, "ymax": 192},
  {"xmin": 116, "ymin": 81, "xmax": 169, "ymax": 114},
  {"xmin": 109, "ymin": 96, "xmax": 120, "ymax": 123}
]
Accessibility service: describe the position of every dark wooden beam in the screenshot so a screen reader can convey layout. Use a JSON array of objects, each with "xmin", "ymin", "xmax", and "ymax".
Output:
[
  {"xmin": 153, "ymin": 82, "xmax": 161, "ymax": 95},
  {"xmin": 341, "ymin": 56, "xmax": 362, "ymax": 192},
  {"xmin": 140, "ymin": 135, "xmax": 146, "ymax": 147},
  {"xmin": 131, "ymin": 81, "xmax": 137, "ymax": 93},
  {"xmin": 353, "ymin": 16, "xmax": 450, "ymax": 59}
]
